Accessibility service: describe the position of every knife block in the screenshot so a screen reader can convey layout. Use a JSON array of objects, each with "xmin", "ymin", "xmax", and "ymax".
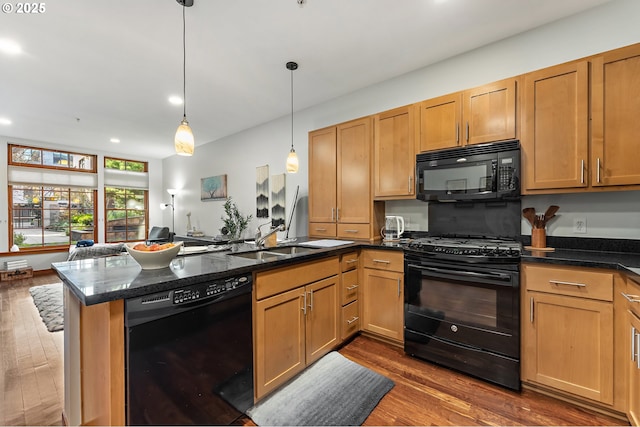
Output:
[{"xmin": 531, "ymin": 228, "xmax": 546, "ymax": 248}]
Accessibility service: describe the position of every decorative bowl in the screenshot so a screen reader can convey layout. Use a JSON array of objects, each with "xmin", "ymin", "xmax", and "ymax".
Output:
[{"xmin": 124, "ymin": 241, "xmax": 183, "ymax": 270}]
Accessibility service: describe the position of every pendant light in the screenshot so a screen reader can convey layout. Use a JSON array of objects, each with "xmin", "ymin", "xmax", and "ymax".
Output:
[
  {"xmin": 286, "ymin": 61, "xmax": 299, "ymax": 173},
  {"xmin": 175, "ymin": 0, "xmax": 194, "ymax": 156}
]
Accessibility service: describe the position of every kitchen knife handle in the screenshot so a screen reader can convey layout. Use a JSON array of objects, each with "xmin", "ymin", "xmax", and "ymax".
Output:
[{"xmin": 580, "ymin": 159, "xmax": 585, "ymax": 184}]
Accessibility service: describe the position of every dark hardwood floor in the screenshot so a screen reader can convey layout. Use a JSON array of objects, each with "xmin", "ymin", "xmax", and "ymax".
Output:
[{"xmin": 1, "ymin": 271, "xmax": 629, "ymax": 426}]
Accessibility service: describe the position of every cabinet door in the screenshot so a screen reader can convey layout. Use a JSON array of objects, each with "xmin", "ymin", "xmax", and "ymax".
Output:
[
  {"xmin": 337, "ymin": 117, "xmax": 372, "ymax": 224},
  {"xmin": 308, "ymin": 126, "xmax": 337, "ymax": 224},
  {"xmin": 419, "ymin": 93, "xmax": 462, "ymax": 152},
  {"xmin": 592, "ymin": 44, "xmax": 640, "ymax": 187},
  {"xmin": 254, "ymin": 287, "xmax": 306, "ymax": 400},
  {"xmin": 523, "ymin": 292, "xmax": 614, "ymax": 404},
  {"xmin": 305, "ymin": 276, "xmax": 339, "ymax": 365},
  {"xmin": 362, "ymin": 268, "xmax": 404, "ymax": 342},
  {"xmin": 522, "ymin": 61, "xmax": 589, "ymax": 191},
  {"xmin": 629, "ymin": 310, "xmax": 640, "ymax": 426},
  {"xmin": 464, "ymin": 78, "xmax": 517, "ymax": 145},
  {"xmin": 374, "ymin": 105, "xmax": 417, "ymax": 199}
]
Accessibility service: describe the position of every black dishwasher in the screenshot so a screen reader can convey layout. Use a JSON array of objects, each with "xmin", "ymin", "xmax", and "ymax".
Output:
[{"xmin": 125, "ymin": 274, "xmax": 253, "ymax": 425}]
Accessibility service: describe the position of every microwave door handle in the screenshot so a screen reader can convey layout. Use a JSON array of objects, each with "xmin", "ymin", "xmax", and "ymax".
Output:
[{"xmin": 407, "ymin": 264, "xmax": 512, "ymax": 282}]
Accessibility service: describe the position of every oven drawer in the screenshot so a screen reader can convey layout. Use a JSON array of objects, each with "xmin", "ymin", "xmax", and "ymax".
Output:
[
  {"xmin": 341, "ymin": 269, "xmax": 358, "ymax": 305},
  {"xmin": 523, "ymin": 264, "xmax": 613, "ymax": 302},
  {"xmin": 341, "ymin": 300, "xmax": 360, "ymax": 340},
  {"xmin": 362, "ymin": 250, "xmax": 403, "ymax": 272}
]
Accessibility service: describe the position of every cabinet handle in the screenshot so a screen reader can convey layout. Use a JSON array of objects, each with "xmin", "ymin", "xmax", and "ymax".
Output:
[
  {"xmin": 336, "ymin": 208, "xmax": 340, "ymax": 221},
  {"xmin": 632, "ymin": 326, "xmax": 637, "ymax": 362},
  {"xmin": 637, "ymin": 331, "xmax": 640, "ymax": 369},
  {"xmin": 301, "ymin": 292, "xmax": 307, "ymax": 315},
  {"xmin": 456, "ymin": 122, "xmax": 459, "ymax": 144},
  {"xmin": 465, "ymin": 121, "xmax": 469, "ymax": 142},
  {"xmin": 372, "ymin": 259, "xmax": 391, "ymax": 264},
  {"xmin": 408, "ymin": 175, "xmax": 413, "ymax": 193},
  {"xmin": 331, "ymin": 208, "xmax": 335, "ymax": 221},
  {"xmin": 345, "ymin": 259, "xmax": 358, "ymax": 264},
  {"xmin": 346, "ymin": 285, "xmax": 359, "ymax": 291},
  {"xmin": 397, "ymin": 278, "xmax": 401, "ymax": 297},
  {"xmin": 308, "ymin": 290, "xmax": 314, "ymax": 311},
  {"xmin": 621, "ymin": 292, "xmax": 640, "ymax": 303},
  {"xmin": 347, "ymin": 316, "xmax": 359, "ymax": 325},
  {"xmin": 549, "ymin": 280, "xmax": 587, "ymax": 288},
  {"xmin": 580, "ymin": 159, "xmax": 585, "ymax": 184},
  {"xmin": 315, "ymin": 227, "xmax": 327, "ymax": 232},
  {"xmin": 597, "ymin": 157, "xmax": 601, "ymax": 184},
  {"xmin": 530, "ymin": 297, "xmax": 534, "ymax": 323},
  {"xmin": 344, "ymin": 229, "xmax": 359, "ymax": 233}
]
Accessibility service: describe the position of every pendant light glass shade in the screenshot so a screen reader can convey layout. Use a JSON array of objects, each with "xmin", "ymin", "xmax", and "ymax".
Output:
[
  {"xmin": 175, "ymin": 1, "xmax": 194, "ymax": 156},
  {"xmin": 175, "ymin": 118, "xmax": 194, "ymax": 156},
  {"xmin": 286, "ymin": 61, "xmax": 299, "ymax": 173},
  {"xmin": 286, "ymin": 148, "xmax": 299, "ymax": 173}
]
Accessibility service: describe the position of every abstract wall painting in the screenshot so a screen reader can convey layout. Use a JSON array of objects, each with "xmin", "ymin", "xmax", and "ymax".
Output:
[
  {"xmin": 256, "ymin": 165, "xmax": 269, "ymax": 218},
  {"xmin": 271, "ymin": 173, "xmax": 286, "ymax": 227},
  {"xmin": 201, "ymin": 174, "xmax": 227, "ymax": 201}
]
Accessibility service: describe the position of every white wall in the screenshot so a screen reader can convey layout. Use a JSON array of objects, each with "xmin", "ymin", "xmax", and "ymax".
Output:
[{"xmin": 161, "ymin": 0, "xmax": 640, "ymax": 242}]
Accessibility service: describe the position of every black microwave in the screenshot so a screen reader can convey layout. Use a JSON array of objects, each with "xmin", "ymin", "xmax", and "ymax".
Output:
[{"xmin": 416, "ymin": 140, "xmax": 520, "ymax": 202}]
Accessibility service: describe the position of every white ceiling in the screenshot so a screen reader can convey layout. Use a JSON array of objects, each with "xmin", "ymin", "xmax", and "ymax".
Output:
[{"xmin": 0, "ymin": 0, "xmax": 613, "ymax": 160}]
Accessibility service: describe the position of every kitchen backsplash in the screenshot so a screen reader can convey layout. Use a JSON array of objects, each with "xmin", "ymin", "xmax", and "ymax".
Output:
[{"xmin": 385, "ymin": 190, "xmax": 640, "ymax": 240}]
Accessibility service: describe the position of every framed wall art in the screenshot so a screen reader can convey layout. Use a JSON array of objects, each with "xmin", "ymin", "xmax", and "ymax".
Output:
[{"xmin": 201, "ymin": 174, "xmax": 228, "ymax": 201}]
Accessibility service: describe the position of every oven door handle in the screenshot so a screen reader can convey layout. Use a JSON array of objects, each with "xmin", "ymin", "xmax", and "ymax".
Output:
[{"xmin": 407, "ymin": 264, "xmax": 512, "ymax": 282}]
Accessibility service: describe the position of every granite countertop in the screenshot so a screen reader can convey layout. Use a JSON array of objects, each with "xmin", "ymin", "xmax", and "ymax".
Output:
[{"xmin": 53, "ymin": 238, "xmax": 387, "ymax": 306}]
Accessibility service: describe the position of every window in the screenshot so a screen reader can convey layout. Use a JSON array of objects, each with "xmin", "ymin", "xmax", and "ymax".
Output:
[
  {"xmin": 10, "ymin": 144, "xmax": 96, "ymax": 171},
  {"xmin": 104, "ymin": 158, "xmax": 149, "ymax": 243},
  {"xmin": 8, "ymin": 144, "xmax": 98, "ymax": 251},
  {"xmin": 11, "ymin": 186, "xmax": 96, "ymax": 249}
]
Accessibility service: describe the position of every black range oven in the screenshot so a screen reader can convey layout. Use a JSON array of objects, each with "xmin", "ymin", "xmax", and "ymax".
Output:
[{"xmin": 403, "ymin": 201, "xmax": 522, "ymax": 390}]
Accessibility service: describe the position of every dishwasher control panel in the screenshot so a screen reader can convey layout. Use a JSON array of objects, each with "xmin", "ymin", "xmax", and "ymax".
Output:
[{"xmin": 172, "ymin": 274, "xmax": 251, "ymax": 305}]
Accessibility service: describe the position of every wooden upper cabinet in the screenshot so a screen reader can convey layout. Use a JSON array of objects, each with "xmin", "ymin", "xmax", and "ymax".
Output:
[
  {"xmin": 591, "ymin": 43, "xmax": 640, "ymax": 187},
  {"xmin": 464, "ymin": 78, "xmax": 517, "ymax": 145},
  {"xmin": 336, "ymin": 117, "xmax": 372, "ymax": 224},
  {"xmin": 419, "ymin": 78, "xmax": 517, "ymax": 153},
  {"xmin": 419, "ymin": 93, "xmax": 462, "ymax": 152},
  {"xmin": 308, "ymin": 126, "xmax": 337, "ymax": 224},
  {"xmin": 374, "ymin": 105, "xmax": 418, "ymax": 199},
  {"xmin": 522, "ymin": 61, "xmax": 589, "ymax": 191}
]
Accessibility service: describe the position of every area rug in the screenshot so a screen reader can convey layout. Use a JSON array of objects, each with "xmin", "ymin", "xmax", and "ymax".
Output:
[
  {"xmin": 29, "ymin": 283, "xmax": 63, "ymax": 332},
  {"xmin": 246, "ymin": 351, "xmax": 394, "ymax": 426}
]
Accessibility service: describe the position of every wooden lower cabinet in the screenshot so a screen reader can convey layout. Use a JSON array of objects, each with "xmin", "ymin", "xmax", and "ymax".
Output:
[
  {"xmin": 521, "ymin": 263, "xmax": 628, "ymax": 414},
  {"xmin": 253, "ymin": 258, "xmax": 340, "ymax": 401},
  {"xmin": 361, "ymin": 250, "xmax": 404, "ymax": 344},
  {"xmin": 628, "ymin": 309, "xmax": 640, "ymax": 426}
]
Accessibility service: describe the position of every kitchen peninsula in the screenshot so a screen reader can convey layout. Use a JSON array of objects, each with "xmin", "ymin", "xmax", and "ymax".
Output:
[{"xmin": 52, "ymin": 240, "xmax": 367, "ymax": 426}]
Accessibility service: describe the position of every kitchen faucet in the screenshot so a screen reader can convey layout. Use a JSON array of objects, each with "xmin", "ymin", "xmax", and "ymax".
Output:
[{"xmin": 255, "ymin": 223, "xmax": 285, "ymax": 247}]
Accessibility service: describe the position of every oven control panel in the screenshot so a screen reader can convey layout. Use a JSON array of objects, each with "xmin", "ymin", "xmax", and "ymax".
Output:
[{"xmin": 172, "ymin": 274, "xmax": 251, "ymax": 305}]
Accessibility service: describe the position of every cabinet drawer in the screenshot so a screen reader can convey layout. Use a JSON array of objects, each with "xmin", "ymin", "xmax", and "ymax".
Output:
[
  {"xmin": 362, "ymin": 250, "xmax": 403, "ymax": 272},
  {"xmin": 337, "ymin": 223, "xmax": 370, "ymax": 239},
  {"xmin": 341, "ymin": 270, "xmax": 358, "ymax": 305},
  {"xmin": 340, "ymin": 252, "xmax": 359, "ymax": 272},
  {"xmin": 626, "ymin": 275, "xmax": 640, "ymax": 318},
  {"xmin": 309, "ymin": 222, "xmax": 336, "ymax": 238},
  {"xmin": 524, "ymin": 264, "xmax": 613, "ymax": 302},
  {"xmin": 255, "ymin": 257, "xmax": 339, "ymax": 300},
  {"xmin": 341, "ymin": 300, "xmax": 360, "ymax": 340}
]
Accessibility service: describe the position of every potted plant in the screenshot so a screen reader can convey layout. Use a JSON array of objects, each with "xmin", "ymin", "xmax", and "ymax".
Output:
[{"xmin": 221, "ymin": 197, "xmax": 252, "ymax": 241}]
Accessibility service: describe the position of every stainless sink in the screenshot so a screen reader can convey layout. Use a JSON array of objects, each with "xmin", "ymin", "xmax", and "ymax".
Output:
[{"xmin": 229, "ymin": 245, "xmax": 317, "ymax": 261}]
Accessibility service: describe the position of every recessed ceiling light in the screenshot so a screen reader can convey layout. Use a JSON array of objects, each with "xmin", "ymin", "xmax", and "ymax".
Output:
[
  {"xmin": 0, "ymin": 39, "xmax": 22, "ymax": 55},
  {"xmin": 168, "ymin": 96, "xmax": 183, "ymax": 105},
  {"xmin": 110, "ymin": 138, "xmax": 120, "ymax": 143},
  {"xmin": 0, "ymin": 117, "xmax": 12, "ymax": 125}
]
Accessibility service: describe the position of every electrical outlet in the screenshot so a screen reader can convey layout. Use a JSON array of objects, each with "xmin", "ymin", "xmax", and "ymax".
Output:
[{"xmin": 573, "ymin": 218, "xmax": 587, "ymax": 234}]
